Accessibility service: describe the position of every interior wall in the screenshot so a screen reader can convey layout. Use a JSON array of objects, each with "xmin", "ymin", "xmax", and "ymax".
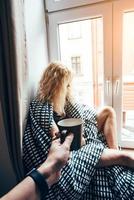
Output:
[
  {"xmin": 0, "ymin": 0, "xmax": 48, "ymax": 196},
  {"xmin": 23, "ymin": 0, "xmax": 48, "ymax": 130}
]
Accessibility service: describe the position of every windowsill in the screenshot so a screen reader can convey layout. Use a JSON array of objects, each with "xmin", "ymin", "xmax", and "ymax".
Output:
[{"xmin": 121, "ymin": 148, "xmax": 134, "ymax": 153}]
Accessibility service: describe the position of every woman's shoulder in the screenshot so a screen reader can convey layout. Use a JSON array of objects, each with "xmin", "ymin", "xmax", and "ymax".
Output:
[
  {"xmin": 30, "ymin": 98, "xmax": 49, "ymax": 107},
  {"xmin": 29, "ymin": 98, "xmax": 53, "ymax": 113}
]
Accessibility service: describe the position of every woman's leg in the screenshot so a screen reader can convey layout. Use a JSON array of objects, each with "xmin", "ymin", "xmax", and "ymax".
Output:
[
  {"xmin": 97, "ymin": 148, "xmax": 134, "ymax": 168},
  {"xmin": 97, "ymin": 106, "xmax": 118, "ymax": 149}
]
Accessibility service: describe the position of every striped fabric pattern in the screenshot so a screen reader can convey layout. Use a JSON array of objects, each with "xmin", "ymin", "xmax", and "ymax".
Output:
[{"xmin": 23, "ymin": 99, "xmax": 134, "ymax": 200}]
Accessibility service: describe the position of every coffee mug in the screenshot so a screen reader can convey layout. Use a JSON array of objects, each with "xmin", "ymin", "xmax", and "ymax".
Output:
[{"xmin": 57, "ymin": 118, "xmax": 83, "ymax": 151}]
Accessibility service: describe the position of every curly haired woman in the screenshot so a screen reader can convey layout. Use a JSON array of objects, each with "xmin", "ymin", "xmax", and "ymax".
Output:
[{"xmin": 23, "ymin": 61, "xmax": 134, "ymax": 200}]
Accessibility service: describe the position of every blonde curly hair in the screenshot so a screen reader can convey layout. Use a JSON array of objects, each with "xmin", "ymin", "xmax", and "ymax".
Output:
[{"xmin": 37, "ymin": 62, "xmax": 73, "ymax": 110}]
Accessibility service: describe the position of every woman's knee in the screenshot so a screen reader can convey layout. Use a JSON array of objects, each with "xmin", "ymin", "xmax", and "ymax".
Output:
[{"xmin": 102, "ymin": 106, "xmax": 116, "ymax": 118}]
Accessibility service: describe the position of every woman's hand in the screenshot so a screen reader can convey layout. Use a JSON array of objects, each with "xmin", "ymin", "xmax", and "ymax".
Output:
[{"xmin": 50, "ymin": 120, "xmax": 60, "ymax": 138}]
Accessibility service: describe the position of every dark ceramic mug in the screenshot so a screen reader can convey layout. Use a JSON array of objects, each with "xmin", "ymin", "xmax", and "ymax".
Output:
[{"xmin": 58, "ymin": 118, "xmax": 83, "ymax": 151}]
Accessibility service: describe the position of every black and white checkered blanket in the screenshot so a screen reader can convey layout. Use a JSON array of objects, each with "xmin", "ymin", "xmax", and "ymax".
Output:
[{"xmin": 23, "ymin": 99, "xmax": 134, "ymax": 200}]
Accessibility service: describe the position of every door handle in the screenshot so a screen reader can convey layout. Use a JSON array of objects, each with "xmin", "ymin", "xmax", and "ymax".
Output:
[
  {"xmin": 114, "ymin": 79, "xmax": 120, "ymax": 95},
  {"xmin": 106, "ymin": 79, "xmax": 111, "ymax": 95}
]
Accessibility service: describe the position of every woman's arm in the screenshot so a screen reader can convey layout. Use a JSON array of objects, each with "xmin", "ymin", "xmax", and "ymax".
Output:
[{"xmin": 1, "ymin": 134, "xmax": 73, "ymax": 200}]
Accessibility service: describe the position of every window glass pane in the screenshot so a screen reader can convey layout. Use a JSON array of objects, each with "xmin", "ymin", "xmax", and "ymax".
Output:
[
  {"xmin": 58, "ymin": 18, "xmax": 104, "ymax": 108},
  {"xmin": 122, "ymin": 11, "xmax": 134, "ymax": 142},
  {"xmin": 68, "ymin": 22, "xmax": 82, "ymax": 39}
]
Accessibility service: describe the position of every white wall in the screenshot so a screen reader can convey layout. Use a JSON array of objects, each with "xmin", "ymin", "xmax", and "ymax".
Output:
[
  {"xmin": 23, "ymin": 0, "xmax": 48, "ymax": 128},
  {"xmin": 24, "ymin": 0, "xmax": 48, "ymax": 89}
]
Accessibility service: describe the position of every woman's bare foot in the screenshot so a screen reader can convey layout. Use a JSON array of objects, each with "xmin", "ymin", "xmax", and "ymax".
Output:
[
  {"xmin": 120, "ymin": 151, "xmax": 134, "ymax": 169},
  {"xmin": 97, "ymin": 148, "xmax": 134, "ymax": 169}
]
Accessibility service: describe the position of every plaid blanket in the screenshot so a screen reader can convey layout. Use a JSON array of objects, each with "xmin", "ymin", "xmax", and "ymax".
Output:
[{"xmin": 23, "ymin": 99, "xmax": 134, "ymax": 200}]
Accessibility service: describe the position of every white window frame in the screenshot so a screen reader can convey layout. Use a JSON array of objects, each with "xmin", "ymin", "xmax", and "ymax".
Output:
[
  {"xmin": 45, "ymin": 0, "xmax": 106, "ymax": 12},
  {"xmin": 47, "ymin": 3, "xmax": 113, "ymax": 109},
  {"xmin": 47, "ymin": 2, "xmax": 113, "ymax": 105},
  {"xmin": 113, "ymin": 0, "xmax": 134, "ymax": 148},
  {"xmin": 47, "ymin": 0, "xmax": 134, "ymax": 149}
]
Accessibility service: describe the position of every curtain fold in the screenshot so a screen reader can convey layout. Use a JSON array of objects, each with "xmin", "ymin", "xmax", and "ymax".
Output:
[{"xmin": 0, "ymin": 0, "xmax": 26, "ymax": 181}]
